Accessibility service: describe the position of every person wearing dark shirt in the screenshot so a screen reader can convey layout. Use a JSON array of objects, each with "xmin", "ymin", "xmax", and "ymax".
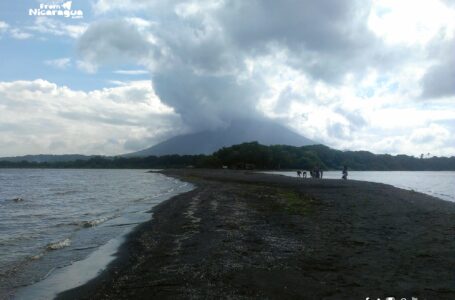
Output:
[{"xmin": 342, "ymin": 165, "xmax": 348, "ymax": 180}]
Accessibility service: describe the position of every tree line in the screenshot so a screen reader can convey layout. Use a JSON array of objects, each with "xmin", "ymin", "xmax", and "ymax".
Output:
[{"xmin": 1, "ymin": 142, "xmax": 454, "ymax": 170}]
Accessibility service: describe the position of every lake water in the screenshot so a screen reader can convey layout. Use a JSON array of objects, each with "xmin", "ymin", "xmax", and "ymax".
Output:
[
  {"xmin": 0, "ymin": 169, "xmax": 193, "ymax": 299},
  {"xmin": 264, "ymin": 171, "xmax": 455, "ymax": 202}
]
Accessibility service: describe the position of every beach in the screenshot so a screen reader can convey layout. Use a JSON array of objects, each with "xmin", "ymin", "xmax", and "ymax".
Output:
[{"xmin": 57, "ymin": 169, "xmax": 455, "ymax": 299}]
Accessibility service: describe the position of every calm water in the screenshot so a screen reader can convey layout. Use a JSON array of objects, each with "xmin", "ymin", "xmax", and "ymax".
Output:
[
  {"xmin": 0, "ymin": 169, "xmax": 192, "ymax": 298},
  {"xmin": 264, "ymin": 171, "xmax": 455, "ymax": 202}
]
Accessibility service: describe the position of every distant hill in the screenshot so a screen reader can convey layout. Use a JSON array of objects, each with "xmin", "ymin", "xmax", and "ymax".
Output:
[
  {"xmin": 125, "ymin": 119, "xmax": 315, "ymax": 156},
  {"xmin": 0, "ymin": 154, "xmax": 93, "ymax": 163},
  {"xmin": 2, "ymin": 142, "xmax": 454, "ymax": 171}
]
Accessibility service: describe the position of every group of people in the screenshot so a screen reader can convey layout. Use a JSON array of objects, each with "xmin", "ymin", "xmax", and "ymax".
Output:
[
  {"xmin": 296, "ymin": 167, "xmax": 323, "ymax": 179},
  {"xmin": 296, "ymin": 165, "xmax": 349, "ymax": 180}
]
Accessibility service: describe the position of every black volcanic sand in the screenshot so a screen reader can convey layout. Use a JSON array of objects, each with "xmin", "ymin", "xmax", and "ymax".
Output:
[{"xmin": 57, "ymin": 169, "xmax": 455, "ymax": 300}]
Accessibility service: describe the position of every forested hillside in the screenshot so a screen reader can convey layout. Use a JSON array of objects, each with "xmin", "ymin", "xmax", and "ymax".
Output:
[{"xmin": 1, "ymin": 142, "xmax": 454, "ymax": 171}]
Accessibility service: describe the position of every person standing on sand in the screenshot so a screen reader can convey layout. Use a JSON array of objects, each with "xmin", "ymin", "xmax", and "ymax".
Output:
[
  {"xmin": 297, "ymin": 170, "xmax": 301, "ymax": 177},
  {"xmin": 342, "ymin": 165, "xmax": 348, "ymax": 180}
]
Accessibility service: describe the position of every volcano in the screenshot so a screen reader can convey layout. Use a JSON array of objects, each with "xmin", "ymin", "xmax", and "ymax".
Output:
[{"xmin": 125, "ymin": 119, "xmax": 316, "ymax": 156}]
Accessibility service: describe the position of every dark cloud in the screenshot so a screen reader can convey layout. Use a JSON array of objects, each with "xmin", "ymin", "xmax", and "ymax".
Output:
[
  {"xmin": 77, "ymin": 0, "xmax": 386, "ymax": 132},
  {"xmin": 77, "ymin": 19, "xmax": 154, "ymax": 65},
  {"xmin": 156, "ymin": 17, "xmax": 242, "ymax": 75},
  {"xmin": 421, "ymin": 62, "xmax": 455, "ymax": 98},
  {"xmin": 217, "ymin": 0, "xmax": 383, "ymax": 82},
  {"xmin": 152, "ymin": 66, "xmax": 264, "ymax": 130},
  {"xmin": 219, "ymin": 0, "xmax": 370, "ymax": 52},
  {"xmin": 335, "ymin": 107, "xmax": 367, "ymax": 129},
  {"xmin": 421, "ymin": 37, "xmax": 455, "ymax": 98},
  {"xmin": 77, "ymin": 0, "xmax": 453, "ymax": 143},
  {"xmin": 327, "ymin": 122, "xmax": 349, "ymax": 139}
]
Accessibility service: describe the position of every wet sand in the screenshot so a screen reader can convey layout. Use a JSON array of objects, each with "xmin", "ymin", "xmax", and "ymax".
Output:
[{"xmin": 57, "ymin": 169, "xmax": 455, "ymax": 299}]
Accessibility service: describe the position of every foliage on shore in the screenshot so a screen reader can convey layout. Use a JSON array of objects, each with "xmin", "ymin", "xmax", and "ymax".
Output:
[{"xmin": 1, "ymin": 142, "xmax": 454, "ymax": 170}]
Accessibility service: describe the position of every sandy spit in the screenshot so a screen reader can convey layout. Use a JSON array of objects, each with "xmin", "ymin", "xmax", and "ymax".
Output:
[{"xmin": 57, "ymin": 169, "xmax": 455, "ymax": 300}]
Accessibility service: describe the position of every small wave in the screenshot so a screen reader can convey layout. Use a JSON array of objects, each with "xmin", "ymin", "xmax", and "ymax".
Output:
[
  {"xmin": 72, "ymin": 245, "xmax": 98, "ymax": 251},
  {"xmin": 132, "ymin": 197, "xmax": 147, "ymax": 202},
  {"xmin": 30, "ymin": 253, "xmax": 44, "ymax": 260},
  {"xmin": 66, "ymin": 215, "xmax": 118, "ymax": 228},
  {"xmin": 80, "ymin": 215, "xmax": 115, "ymax": 228},
  {"xmin": 5, "ymin": 197, "xmax": 25, "ymax": 203},
  {"xmin": 47, "ymin": 238, "xmax": 71, "ymax": 250},
  {"xmin": 53, "ymin": 190, "xmax": 79, "ymax": 196},
  {"xmin": 55, "ymin": 222, "xmax": 79, "ymax": 228},
  {"xmin": 107, "ymin": 222, "xmax": 142, "ymax": 227}
]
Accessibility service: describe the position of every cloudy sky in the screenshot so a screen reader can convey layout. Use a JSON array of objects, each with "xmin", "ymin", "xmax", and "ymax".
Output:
[{"xmin": 0, "ymin": 0, "xmax": 454, "ymax": 157}]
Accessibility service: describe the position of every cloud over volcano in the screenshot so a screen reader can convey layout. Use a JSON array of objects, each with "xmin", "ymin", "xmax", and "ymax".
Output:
[{"xmin": 0, "ymin": 0, "xmax": 454, "ymax": 156}]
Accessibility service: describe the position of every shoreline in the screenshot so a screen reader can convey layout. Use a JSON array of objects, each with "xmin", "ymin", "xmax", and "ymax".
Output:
[
  {"xmin": 0, "ymin": 171, "xmax": 192, "ymax": 300},
  {"xmin": 57, "ymin": 169, "xmax": 455, "ymax": 299},
  {"xmin": 263, "ymin": 170, "xmax": 455, "ymax": 203}
]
